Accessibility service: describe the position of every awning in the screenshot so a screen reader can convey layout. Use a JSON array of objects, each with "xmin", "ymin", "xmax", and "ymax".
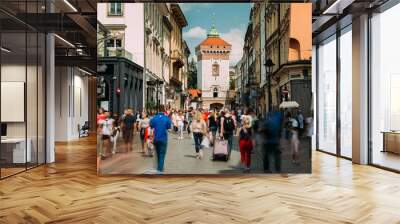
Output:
[
  {"xmin": 279, "ymin": 101, "xmax": 299, "ymax": 109},
  {"xmin": 188, "ymin": 89, "xmax": 202, "ymax": 97}
]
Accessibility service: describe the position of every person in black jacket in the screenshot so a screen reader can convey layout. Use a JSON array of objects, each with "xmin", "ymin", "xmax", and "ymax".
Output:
[
  {"xmin": 220, "ymin": 110, "xmax": 236, "ymax": 158},
  {"xmin": 207, "ymin": 111, "xmax": 218, "ymax": 146}
]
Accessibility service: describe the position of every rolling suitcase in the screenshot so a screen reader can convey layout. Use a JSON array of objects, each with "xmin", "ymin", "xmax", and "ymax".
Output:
[{"xmin": 213, "ymin": 137, "xmax": 229, "ymax": 161}]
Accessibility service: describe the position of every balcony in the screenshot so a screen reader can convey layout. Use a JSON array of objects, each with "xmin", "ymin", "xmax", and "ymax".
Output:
[
  {"xmin": 226, "ymin": 90, "xmax": 237, "ymax": 100},
  {"xmin": 169, "ymin": 76, "xmax": 182, "ymax": 90},
  {"xmin": 106, "ymin": 48, "xmax": 133, "ymax": 61},
  {"xmin": 171, "ymin": 49, "xmax": 184, "ymax": 68}
]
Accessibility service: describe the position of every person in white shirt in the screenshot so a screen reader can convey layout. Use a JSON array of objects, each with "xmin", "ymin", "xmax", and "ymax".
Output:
[
  {"xmin": 287, "ymin": 112, "xmax": 300, "ymax": 164},
  {"xmin": 297, "ymin": 110, "xmax": 304, "ymax": 137},
  {"xmin": 176, "ymin": 111, "xmax": 185, "ymax": 139},
  {"xmin": 99, "ymin": 111, "xmax": 114, "ymax": 159}
]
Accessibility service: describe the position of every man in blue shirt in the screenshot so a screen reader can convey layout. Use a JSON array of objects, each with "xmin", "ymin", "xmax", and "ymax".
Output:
[
  {"xmin": 150, "ymin": 105, "xmax": 172, "ymax": 173},
  {"xmin": 260, "ymin": 109, "xmax": 282, "ymax": 173}
]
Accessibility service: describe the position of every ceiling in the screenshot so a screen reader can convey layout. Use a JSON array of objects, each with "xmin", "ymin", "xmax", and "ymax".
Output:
[{"xmin": 0, "ymin": 0, "xmax": 97, "ymax": 73}]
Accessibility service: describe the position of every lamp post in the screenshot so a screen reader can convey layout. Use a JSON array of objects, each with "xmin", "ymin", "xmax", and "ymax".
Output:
[{"xmin": 264, "ymin": 58, "xmax": 275, "ymax": 112}]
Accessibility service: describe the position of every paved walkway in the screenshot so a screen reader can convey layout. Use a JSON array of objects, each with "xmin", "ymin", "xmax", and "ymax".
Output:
[{"xmin": 99, "ymin": 131, "xmax": 311, "ymax": 174}]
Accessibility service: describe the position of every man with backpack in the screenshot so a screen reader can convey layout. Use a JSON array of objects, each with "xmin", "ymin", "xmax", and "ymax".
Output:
[{"xmin": 220, "ymin": 110, "xmax": 236, "ymax": 158}]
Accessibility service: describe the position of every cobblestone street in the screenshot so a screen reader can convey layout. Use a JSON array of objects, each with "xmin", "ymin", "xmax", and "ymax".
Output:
[{"xmin": 99, "ymin": 130, "xmax": 311, "ymax": 174}]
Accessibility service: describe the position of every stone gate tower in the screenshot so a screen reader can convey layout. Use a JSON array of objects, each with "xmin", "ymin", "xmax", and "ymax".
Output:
[{"xmin": 196, "ymin": 19, "xmax": 231, "ymax": 110}]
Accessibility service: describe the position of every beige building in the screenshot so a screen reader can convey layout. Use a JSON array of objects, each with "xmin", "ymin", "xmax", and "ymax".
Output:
[
  {"xmin": 144, "ymin": 3, "xmax": 170, "ymax": 108},
  {"xmin": 265, "ymin": 3, "xmax": 312, "ymax": 115},
  {"xmin": 166, "ymin": 4, "xmax": 188, "ymax": 109},
  {"xmin": 182, "ymin": 41, "xmax": 191, "ymax": 109}
]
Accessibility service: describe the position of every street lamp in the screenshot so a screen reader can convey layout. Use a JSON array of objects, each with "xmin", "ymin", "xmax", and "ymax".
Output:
[{"xmin": 264, "ymin": 58, "xmax": 275, "ymax": 112}]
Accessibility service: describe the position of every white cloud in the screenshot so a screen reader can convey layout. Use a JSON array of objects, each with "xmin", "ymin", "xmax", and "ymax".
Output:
[
  {"xmin": 183, "ymin": 26, "xmax": 207, "ymax": 39},
  {"xmin": 220, "ymin": 28, "xmax": 245, "ymax": 66},
  {"xmin": 179, "ymin": 3, "xmax": 211, "ymax": 13}
]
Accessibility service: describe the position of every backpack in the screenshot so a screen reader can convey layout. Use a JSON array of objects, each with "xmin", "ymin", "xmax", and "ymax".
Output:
[{"xmin": 223, "ymin": 117, "xmax": 235, "ymax": 134}]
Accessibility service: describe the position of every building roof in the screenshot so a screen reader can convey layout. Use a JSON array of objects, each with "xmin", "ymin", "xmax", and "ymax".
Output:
[
  {"xmin": 199, "ymin": 37, "xmax": 231, "ymax": 46},
  {"xmin": 171, "ymin": 4, "xmax": 188, "ymax": 27},
  {"xmin": 197, "ymin": 17, "xmax": 231, "ymax": 47}
]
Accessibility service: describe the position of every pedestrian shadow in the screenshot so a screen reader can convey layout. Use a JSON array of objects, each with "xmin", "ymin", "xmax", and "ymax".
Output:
[{"xmin": 184, "ymin": 155, "xmax": 198, "ymax": 159}]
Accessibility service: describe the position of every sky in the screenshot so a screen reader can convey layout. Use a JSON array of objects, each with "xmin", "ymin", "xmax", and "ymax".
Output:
[{"xmin": 179, "ymin": 3, "xmax": 252, "ymax": 66}]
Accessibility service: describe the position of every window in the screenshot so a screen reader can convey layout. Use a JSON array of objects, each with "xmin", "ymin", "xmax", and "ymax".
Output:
[
  {"xmin": 212, "ymin": 62, "xmax": 219, "ymax": 76},
  {"xmin": 339, "ymin": 26, "xmax": 352, "ymax": 158},
  {"xmin": 109, "ymin": 3, "xmax": 123, "ymax": 16},
  {"xmin": 317, "ymin": 35, "xmax": 337, "ymax": 154},
  {"xmin": 213, "ymin": 88, "xmax": 218, "ymax": 98},
  {"xmin": 370, "ymin": 3, "xmax": 400, "ymax": 171},
  {"xmin": 1, "ymin": 19, "xmax": 46, "ymax": 179},
  {"xmin": 116, "ymin": 39, "xmax": 122, "ymax": 48},
  {"xmin": 106, "ymin": 38, "xmax": 122, "ymax": 48}
]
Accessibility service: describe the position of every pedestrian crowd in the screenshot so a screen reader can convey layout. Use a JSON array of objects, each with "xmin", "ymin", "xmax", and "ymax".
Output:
[{"xmin": 96, "ymin": 104, "xmax": 313, "ymax": 174}]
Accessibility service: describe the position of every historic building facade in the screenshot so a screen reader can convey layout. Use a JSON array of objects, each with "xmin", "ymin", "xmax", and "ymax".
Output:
[
  {"xmin": 144, "ymin": 3, "xmax": 169, "ymax": 109},
  {"xmin": 196, "ymin": 23, "xmax": 231, "ymax": 110},
  {"xmin": 167, "ymin": 4, "xmax": 189, "ymax": 109},
  {"xmin": 265, "ymin": 3, "xmax": 312, "ymax": 116},
  {"xmin": 97, "ymin": 3, "xmax": 145, "ymax": 114},
  {"xmin": 98, "ymin": 3, "xmax": 189, "ymax": 112}
]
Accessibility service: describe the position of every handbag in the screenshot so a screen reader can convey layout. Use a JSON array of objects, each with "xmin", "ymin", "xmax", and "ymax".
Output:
[
  {"xmin": 147, "ymin": 139, "xmax": 154, "ymax": 153},
  {"xmin": 201, "ymin": 136, "xmax": 210, "ymax": 149}
]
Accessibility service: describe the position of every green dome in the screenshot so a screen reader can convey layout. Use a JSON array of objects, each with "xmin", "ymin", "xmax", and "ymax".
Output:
[
  {"xmin": 207, "ymin": 13, "xmax": 219, "ymax": 37},
  {"xmin": 208, "ymin": 25, "xmax": 219, "ymax": 37}
]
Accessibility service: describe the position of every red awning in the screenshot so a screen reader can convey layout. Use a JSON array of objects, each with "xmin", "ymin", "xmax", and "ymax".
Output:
[{"xmin": 188, "ymin": 89, "xmax": 201, "ymax": 97}]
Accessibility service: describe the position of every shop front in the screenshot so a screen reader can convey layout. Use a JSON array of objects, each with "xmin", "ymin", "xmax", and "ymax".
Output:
[{"xmin": 98, "ymin": 57, "xmax": 143, "ymax": 115}]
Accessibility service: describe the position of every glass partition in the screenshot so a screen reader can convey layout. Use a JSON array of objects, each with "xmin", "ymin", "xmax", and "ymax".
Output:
[
  {"xmin": 317, "ymin": 35, "xmax": 337, "ymax": 154},
  {"xmin": 339, "ymin": 26, "xmax": 352, "ymax": 158},
  {"xmin": 0, "ymin": 31, "xmax": 28, "ymax": 177},
  {"xmin": 0, "ymin": 1, "xmax": 46, "ymax": 179},
  {"xmin": 370, "ymin": 3, "xmax": 400, "ymax": 171}
]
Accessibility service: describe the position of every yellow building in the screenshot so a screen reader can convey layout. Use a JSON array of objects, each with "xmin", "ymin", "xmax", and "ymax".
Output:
[
  {"xmin": 265, "ymin": 3, "xmax": 312, "ymax": 115},
  {"xmin": 167, "ymin": 3, "xmax": 188, "ymax": 109},
  {"xmin": 144, "ymin": 3, "xmax": 169, "ymax": 108}
]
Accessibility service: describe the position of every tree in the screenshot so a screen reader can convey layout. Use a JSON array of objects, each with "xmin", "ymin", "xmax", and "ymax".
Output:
[
  {"xmin": 187, "ymin": 58, "xmax": 197, "ymax": 89},
  {"xmin": 229, "ymin": 78, "xmax": 236, "ymax": 90}
]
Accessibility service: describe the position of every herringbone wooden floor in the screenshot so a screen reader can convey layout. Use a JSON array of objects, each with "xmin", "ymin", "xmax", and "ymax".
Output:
[{"xmin": 1, "ymin": 136, "xmax": 400, "ymax": 224}]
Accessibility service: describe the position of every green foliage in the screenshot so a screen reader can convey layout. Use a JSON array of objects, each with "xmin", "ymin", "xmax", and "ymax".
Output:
[
  {"xmin": 229, "ymin": 78, "xmax": 236, "ymax": 90},
  {"xmin": 145, "ymin": 101, "xmax": 157, "ymax": 110},
  {"xmin": 187, "ymin": 58, "xmax": 197, "ymax": 89}
]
